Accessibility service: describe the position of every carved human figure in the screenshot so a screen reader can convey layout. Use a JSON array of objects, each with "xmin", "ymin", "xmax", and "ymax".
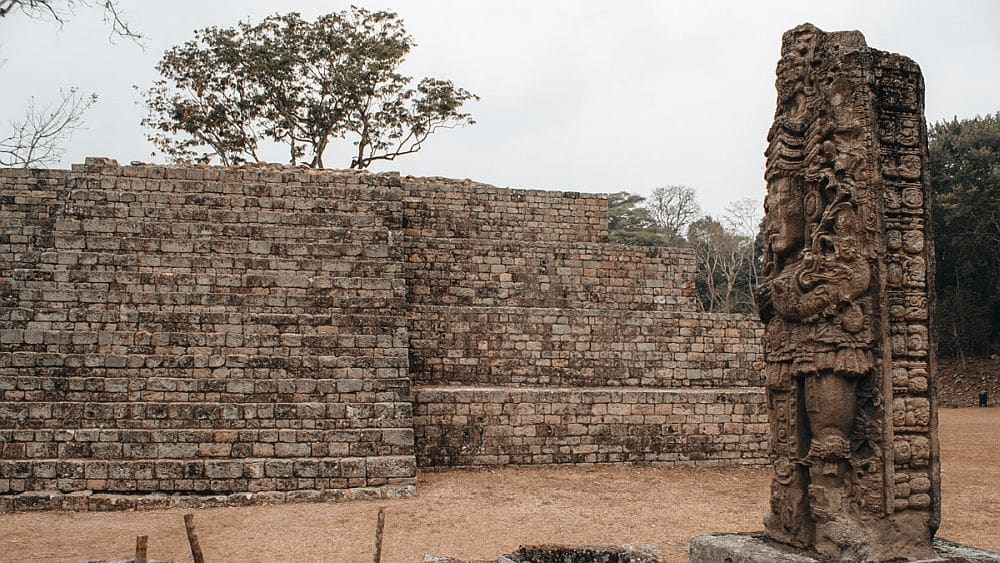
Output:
[
  {"xmin": 757, "ymin": 23, "xmax": 885, "ymax": 559},
  {"xmin": 757, "ymin": 19, "xmax": 940, "ymax": 561},
  {"xmin": 759, "ymin": 169, "xmax": 874, "ymax": 556},
  {"xmin": 758, "ymin": 23, "xmax": 939, "ymax": 562}
]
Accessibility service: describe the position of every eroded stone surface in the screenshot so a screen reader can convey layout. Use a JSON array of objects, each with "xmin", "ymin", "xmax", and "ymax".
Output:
[
  {"xmin": 690, "ymin": 534, "xmax": 1000, "ymax": 563},
  {"xmin": 425, "ymin": 544, "xmax": 661, "ymax": 563},
  {"xmin": 1, "ymin": 158, "xmax": 767, "ymax": 509},
  {"xmin": 756, "ymin": 23, "xmax": 939, "ymax": 560}
]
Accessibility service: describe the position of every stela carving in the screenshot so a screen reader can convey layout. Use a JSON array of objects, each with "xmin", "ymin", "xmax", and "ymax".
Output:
[{"xmin": 757, "ymin": 24, "xmax": 939, "ymax": 561}]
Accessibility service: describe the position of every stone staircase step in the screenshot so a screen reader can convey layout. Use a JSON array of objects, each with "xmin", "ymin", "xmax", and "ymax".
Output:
[
  {"xmin": 406, "ymin": 237, "xmax": 697, "ymax": 311},
  {"xmin": 409, "ymin": 305, "xmax": 762, "ymax": 388},
  {"xmin": 413, "ymin": 385, "xmax": 767, "ymax": 468}
]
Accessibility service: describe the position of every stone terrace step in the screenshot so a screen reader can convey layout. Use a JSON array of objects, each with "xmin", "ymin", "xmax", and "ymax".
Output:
[
  {"xmin": 4, "ymin": 164, "xmax": 400, "ymax": 197},
  {"xmin": 3, "ymin": 254, "xmax": 400, "ymax": 278},
  {"xmin": 3, "ymin": 205, "xmax": 398, "ymax": 229},
  {"xmin": 1, "ymin": 353, "xmax": 407, "ymax": 373},
  {"xmin": 0, "ymin": 427, "xmax": 414, "ymax": 460},
  {"xmin": 412, "ymin": 385, "xmax": 767, "ymax": 468},
  {"xmin": 2, "ymin": 321, "xmax": 409, "ymax": 365},
  {"xmin": 0, "ymin": 374, "xmax": 411, "ymax": 403},
  {"xmin": 0, "ymin": 484, "xmax": 416, "ymax": 512},
  {"xmin": 0, "ymin": 401, "xmax": 411, "ymax": 429},
  {"xmin": 405, "ymin": 237, "xmax": 698, "ymax": 311},
  {"xmin": 0, "ymin": 454, "xmax": 416, "ymax": 496},
  {"xmin": 9, "ymin": 271, "xmax": 403, "ymax": 290},
  {"xmin": 12, "ymin": 235, "xmax": 399, "ymax": 256},
  {"xmin": 3, "ymin": 194, "xmax": 402, "ymax": 233},
  {"xmin": 409, "ymin": 306, "xmax": 763, "ymax": 388},
  {"xmin": 10, "ymin": 287, "xmax": 404, "ymax": 311},
  {"xmin": 402, "ymin": 177, "xmax": 607, "ymax": 244}
]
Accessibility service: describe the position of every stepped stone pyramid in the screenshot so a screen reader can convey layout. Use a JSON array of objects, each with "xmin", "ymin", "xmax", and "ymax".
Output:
[
  {"xmin": 402, "ymin": 178, "xmax": 768, "ymax": 468},
  {"xmin": 0, "ymin": 159, "xmax": 766, "ymax": 510},
  {"xmin": 1, "ymin": 160, "xmax": 414, "ymax": 509}
]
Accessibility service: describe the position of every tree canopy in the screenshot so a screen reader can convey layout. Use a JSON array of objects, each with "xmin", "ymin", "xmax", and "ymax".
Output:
[
  {"xmin": 141, "ymin": 8, "xmax": 478, "ymax": 168},
  {"xmin": 608, "ymin": 188, "xmax": 762, "ymax": 314},
  {"xmin": 608, "ymin": 191, "xmax": 668, "ymax": 246},
  {"xmin": 929, "ymin": 112, "xmax": 1000, "ymax": 359}
]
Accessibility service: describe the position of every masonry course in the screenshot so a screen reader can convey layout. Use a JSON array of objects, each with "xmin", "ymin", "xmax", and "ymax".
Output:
[{"xmin": 1, "ymin": 158, "xmax": 765, "ymax": 509}]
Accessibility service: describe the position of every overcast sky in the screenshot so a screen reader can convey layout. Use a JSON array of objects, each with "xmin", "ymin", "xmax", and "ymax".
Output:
[{"xmin": 1, "ymin": 0, "xmax": 998, "ymax": 215}]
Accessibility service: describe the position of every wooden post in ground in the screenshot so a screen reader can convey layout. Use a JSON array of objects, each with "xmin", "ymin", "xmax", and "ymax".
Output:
[
  {"xmin": 184, "ymin": 513, "xmax": 206, "ymax": 563},
  {"xmin": 372, "ymin": 507, "xmax": 386, "ymax": 563},
  {"xmin": 134, "ymin": 535, "xmax": 148, "ymax": 563}
]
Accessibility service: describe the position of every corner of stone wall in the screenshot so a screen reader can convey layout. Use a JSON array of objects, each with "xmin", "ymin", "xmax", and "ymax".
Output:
[{"xmin": 0, "ymin": 160, "xmax": 416, "ymax": 511}]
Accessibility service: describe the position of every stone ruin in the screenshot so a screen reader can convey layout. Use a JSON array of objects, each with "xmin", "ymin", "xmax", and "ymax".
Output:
[
  {"xmin": 761, "ymin": 23, "xmax": 939, "ymax": 559},
  {"xmin": 692, "ymin": 23, "xmax": 997, "ymax": 563},
  {"xmin": 0, "ymin": 158, "xmax": 766, "ymax": 511},
  {"xmin": 4, "ymin": 18, "xmax": 995, "ymax": 563},
  {"xmin": 425, "ymin": 544, "xmax": 661, "ymax": 563}
]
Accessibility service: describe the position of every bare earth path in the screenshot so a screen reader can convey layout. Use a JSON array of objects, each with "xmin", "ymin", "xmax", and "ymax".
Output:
[{"xmin": 2, "ymin": 408, "xmax": 997, "ymax": 563}]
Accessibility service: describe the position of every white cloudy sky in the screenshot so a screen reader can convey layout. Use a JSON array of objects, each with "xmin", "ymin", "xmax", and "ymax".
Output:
[{"xmin": 1, "ymin": 0, "xmax": 998, "ymax": 215}]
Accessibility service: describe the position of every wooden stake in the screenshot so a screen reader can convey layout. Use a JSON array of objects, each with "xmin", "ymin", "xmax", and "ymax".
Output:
[
  {"xmin": 372, "ymin": 507, "xmax": 386, "ymax": 563},
  {"xmin": 184, "ymin": 513, "xmax": 206, "ymax": 563},
  {"xmin": 134, "ymin": 535, "xmax": 148, "ymax": 563}
]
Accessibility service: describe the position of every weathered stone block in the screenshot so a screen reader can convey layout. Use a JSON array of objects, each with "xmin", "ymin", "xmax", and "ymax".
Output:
[
  {"xmin": 690, "ymin": 534, "xmax": 1000, "ymax": 563},
  {"xmin": 755, "ymin": 24, "xmax": 940, "ymax": 561}
]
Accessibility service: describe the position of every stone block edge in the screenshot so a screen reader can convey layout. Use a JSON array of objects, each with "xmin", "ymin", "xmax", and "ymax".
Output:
[{"xmin": 0, "ymin": 484, "xmax": 414, "ymax": 513}]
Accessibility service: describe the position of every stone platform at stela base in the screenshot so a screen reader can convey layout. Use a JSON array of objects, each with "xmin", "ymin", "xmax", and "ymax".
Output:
[{"xmin": 689, "ymin": 534, "xmax": 1000, "ymax": 563}]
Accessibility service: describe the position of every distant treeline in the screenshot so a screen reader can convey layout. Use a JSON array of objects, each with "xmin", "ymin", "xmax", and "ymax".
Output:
[{"xmin": 609, "ymin": 112, "xmax": 1000, "ymax": 360}]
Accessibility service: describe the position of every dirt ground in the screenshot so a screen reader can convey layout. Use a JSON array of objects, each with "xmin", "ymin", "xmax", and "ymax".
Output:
[
  {"xmin": 938, "ymin": 356, "xmax": 1000, "ymax": 407},
  {"xmin": 1, "ymin": 408, "xmax": 997, "ymax": 563}
]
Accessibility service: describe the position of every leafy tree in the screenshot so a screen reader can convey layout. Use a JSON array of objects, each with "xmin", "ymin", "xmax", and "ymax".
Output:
[
  {"xmin": 141, "ymin": 8, "xmax": 477, "ymax": 168},
  {"xmin": 929, "ymin": 112, "xmax": 1000, "ymax": 360},
  {"xmin": 608, "ymin": 191, "xmax": 668, "ymax": 246}
]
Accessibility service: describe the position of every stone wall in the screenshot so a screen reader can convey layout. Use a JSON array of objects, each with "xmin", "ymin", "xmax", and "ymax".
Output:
[
  {"xmin": 405, "ymin": 240, "xmax": 698, "ymax": 310},
  {"xmin": 0, "ymin": 159, "xmax": 415, "ymax": 506},
  {"xmin": 409, "ymin": 308, "xmax": 762, "ymax": 388},
  {"xmin": 402, "ymin": 177, "xmax": 608, "ymax": 243},
  {"xmin": 414, "ymin": 387, "xmax": 768, "ymax": 467},
  {"xmin": 1, "ymin": 160, "xmax": 766, "ymax": 509},
  {"xmin": 404, "ymin": 177, "xmax": 766, "ymax": 469}
]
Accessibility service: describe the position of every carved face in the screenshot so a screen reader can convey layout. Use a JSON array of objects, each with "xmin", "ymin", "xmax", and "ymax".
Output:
[
  {"xmin": 765, "ymin": 176, "xmax": 805, "ymax": 260},
  {"xmin": 787, "ymin": 28, "xmax": 816, "ymax": 58}
]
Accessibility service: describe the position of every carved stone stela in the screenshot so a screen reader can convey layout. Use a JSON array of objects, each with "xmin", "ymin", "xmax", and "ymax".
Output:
[{"xmin": 757, "ymin": 24, "xmax": 939, "ymax": 560}]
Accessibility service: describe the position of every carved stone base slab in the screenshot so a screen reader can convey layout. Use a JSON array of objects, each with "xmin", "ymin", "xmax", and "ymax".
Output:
[{"xmin": 689, "ymin": 533, "xmax": 1000, "ymax": 563}]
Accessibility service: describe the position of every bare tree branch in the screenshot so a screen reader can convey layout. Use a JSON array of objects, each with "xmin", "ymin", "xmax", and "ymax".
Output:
[
  {"xmin": 0, "ymin": 87, "xmax": 97, "ymax": 167},
  {"xmin": 0, "ymin": 0, "xmax": 142, "ymax": 44},
  {"xmin": 647, "ymin": 185, "xmax": 701, "ymax": 243},
  {"xmin": 0, "ymin": 1, "xmax": 139, "ymax": 170},
  {"xmin": 688, "ymin": 211, "xmax": 758, "ymax": 315}
]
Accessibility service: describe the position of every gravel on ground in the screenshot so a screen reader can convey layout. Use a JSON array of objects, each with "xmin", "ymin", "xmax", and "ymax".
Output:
[{"xmin": 1, "ymin": 407, "xmax": 996, "ymax": 563}]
